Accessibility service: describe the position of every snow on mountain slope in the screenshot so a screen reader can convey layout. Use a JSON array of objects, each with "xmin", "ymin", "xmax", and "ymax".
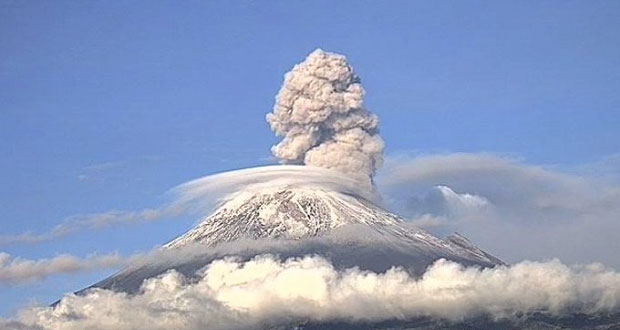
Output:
[
  {"xmin": 78, "ymin": 184, "xmax": 503, "ymax": 296},
  {"xmin": 164, "ymin": 185, "xmax": 502, "ymax": 266},
  {"xmin": 165, "ymin": 187, "xmax": 397, "ymax": 248}
]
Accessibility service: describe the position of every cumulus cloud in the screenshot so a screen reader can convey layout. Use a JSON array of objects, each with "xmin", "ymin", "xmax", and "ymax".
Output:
[
  {"xmin": 266, "ymin": 49, "xmax": 384, "ymax": 184},
  {"xmin": 377, "ymin": 153, "xmax": 620, "ymax": 266},
  {"xmin": 0, "ymin": 252, "xmax": 134, "ymax": 285},
  {"xmin": 5, "ymin": 255, "xmax": 620, "ymax": 330}
]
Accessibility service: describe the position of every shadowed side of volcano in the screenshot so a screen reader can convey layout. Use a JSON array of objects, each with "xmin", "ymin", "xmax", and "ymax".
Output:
[
  {"xmin": 85, "ymin": 223, "xmax": 502, "ymax": 295},
  {"xmin": 71, "ymin": 186, "xmax": 504, "ymax": 301}
]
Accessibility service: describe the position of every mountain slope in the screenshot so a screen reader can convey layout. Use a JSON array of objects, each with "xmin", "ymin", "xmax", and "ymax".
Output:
[
  {"xmin": 84, "ymin": 186, "xmax": 503, "ymax": 296},
  {"xmin": 164, "ymin": 186, "xmax": 502, "ymax": 266}
]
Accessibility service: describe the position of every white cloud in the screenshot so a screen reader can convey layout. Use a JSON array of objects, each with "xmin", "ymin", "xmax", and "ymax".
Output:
[
  {"xmin": 0, "ymin": 208, "xmax": 180, "ymax": 246},
  {"xmin": 174, "ymin": 164, "xmax": 377, "ymax": 208},
  {"xmin": 404, "ymin": 185, "xmax": 490, "ymax": 233},
  {"xmin": 435, "ymin": 185, "xmax": 489, "ymax": 213},
  {"xmin": 377, "ymin": 153, "xmax": 620, "ymax": 266},
  {"xmin": 1, "ymin": 165, "xmax": 373, "ymax": 246},
  {"xmin": 5, "ymin": 152, "xmax": 620, "ymax": 269},
  {"xmin": 5, "ymin": 254, "xmax": 620, "ymax": 330},
  {"xmin": 0, "ymin": 252, "xmax": 133, "ymax": 285}
]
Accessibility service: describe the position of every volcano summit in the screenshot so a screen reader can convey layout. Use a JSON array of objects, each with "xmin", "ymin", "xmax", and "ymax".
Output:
[
  {"xmin": 88, "ymin": 174, "xmax": 503, "ymax": 295},
  {"xmin": 75, "ymin": 50, "xmax": 503, "ymax": 323},
  {"xmin": 31, "ymin": 50, "xmax": 620, "ymax": 330}
]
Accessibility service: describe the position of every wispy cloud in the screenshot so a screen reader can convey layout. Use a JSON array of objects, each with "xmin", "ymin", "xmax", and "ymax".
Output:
[
  {"xmin": 82, "ymin": 161, "xmax": 125, "ymax": 172},
  {"xmin": 0, "ymin": 207, "xmax": 182, "ymax": 246},
  {"xmin": 0, "ymin": 252, "xmax": 135, "ymax": 285},
  {"xmin": 2, "ymin": 165, "xmax": 371, "ymax": 247},
  {"xmin": 76, "ymin": 160, "xmax": 126, "ymax": 182},
  {"xmin": 76, "ymin": 156, "xmax": 163, "ymax": 182},
  {"xmin": 7, "ymin": 153, "xmax": 620, "ymax": 268},
  {"xmin": 377, "ymin": 153, "xmax": 620, "ymax": 266}
]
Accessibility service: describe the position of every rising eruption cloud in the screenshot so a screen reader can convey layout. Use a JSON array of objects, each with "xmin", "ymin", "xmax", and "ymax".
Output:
[
  {"xmin": 267, "ymin": 49, "xmax": 384, "ymax": 184},
  {"xmin": 4, "ymin": 50, "xmax": 620, "ymax": 330}
]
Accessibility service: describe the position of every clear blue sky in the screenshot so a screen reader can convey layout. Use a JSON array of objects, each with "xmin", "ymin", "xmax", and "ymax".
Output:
[{"xmin": 1, "ymin": 0, "xmax": 619, "ymax": 316}]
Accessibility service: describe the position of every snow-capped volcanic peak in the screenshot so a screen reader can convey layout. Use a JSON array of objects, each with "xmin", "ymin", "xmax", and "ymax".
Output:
[
  {"xmin": 87, "ymin": 185, "xmax": 503, "ymax": 296},
  {"xmin": 163, "ymin": 185, "xmax": 502, "ymax": 268},
  {"xmin": 165, "ymin": 186, "xmax": 403, "ymax": 248}
]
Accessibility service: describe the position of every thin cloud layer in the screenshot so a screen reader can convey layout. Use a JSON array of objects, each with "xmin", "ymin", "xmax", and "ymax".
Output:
[
  {"xmin": 5, "ymin": 255, "xmax": 620, "ymax": 330},
  {"xmin": 0, "ymin": 252, "xmax": 133, "ymax": 285},
  {"xmin": 377, "ymin": 153, "xmax": 620, "ymax": 266},
  {"xmin": 4, "ymin": 151, "xmax": 620, "ymax": 269},
  {"xmin": 174, "ymin": 164, "xmax": 376, "ymax": 208},
  {"xmin": 407, "ymin": 185, "xmax": 490, "ymax": 218},
  {"xmin": 404, "ymin": 185, "xmax": 491, "ymax": 232},
  {"xmin": 0, "ymin": 165, "xmax": 372, "ymax": 246},
  {"xmin": 0, "ymin": 208, "xmax": 181, "ymax": 246}
]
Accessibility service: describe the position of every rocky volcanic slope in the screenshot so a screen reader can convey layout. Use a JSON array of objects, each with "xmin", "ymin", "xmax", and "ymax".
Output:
[
  {"xmin": 87, "ymin": 186, "xmax": 502, "ymax": 295},
  {"xmin": 72, "ymin": 186, "xmax": 620, "ymax": 329},
  {"xmin": 164, "ymin": 186, "xmax": 502, "ymax": 265}
]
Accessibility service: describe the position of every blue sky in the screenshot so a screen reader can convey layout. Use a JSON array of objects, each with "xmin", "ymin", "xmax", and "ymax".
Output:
[{"xmin": 1, "ymin": 0, "xmax": 619, "ymax": 316}]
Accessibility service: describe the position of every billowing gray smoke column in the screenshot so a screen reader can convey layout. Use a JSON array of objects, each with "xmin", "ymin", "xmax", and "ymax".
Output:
[{"xmin": 266, "ymin": 49, "xmax": 384, "ymax": 184}]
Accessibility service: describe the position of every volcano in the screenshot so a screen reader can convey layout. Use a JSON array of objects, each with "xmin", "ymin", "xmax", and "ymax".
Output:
[
  {"xmin": 85, "ymin": 184, "xmax": 502, "ymax": 295},
  {"xmin": 79, "ymin": 185, "xmax": 620, "ymax": 329},
  {"xmin": 164, "ymin": 185, "xmax": 501, "ymax": 265},
  {"xmin": 40, "ymin": 46, "xmax": 620, "ymax": 329}
]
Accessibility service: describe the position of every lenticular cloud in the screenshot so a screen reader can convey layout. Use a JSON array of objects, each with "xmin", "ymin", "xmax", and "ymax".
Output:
[
  {"xmin": 266, "ymin": 49, "xmax": 384, "ymax": 184},
  {"xmin": 7, "ymin": 255, "xmax": 620, "ymax": 330}
]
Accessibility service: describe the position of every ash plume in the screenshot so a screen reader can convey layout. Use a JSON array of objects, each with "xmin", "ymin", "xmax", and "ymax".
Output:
[{"xmin": 266, "ymin": 49, "xmax": 384, "ymax": 184}]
